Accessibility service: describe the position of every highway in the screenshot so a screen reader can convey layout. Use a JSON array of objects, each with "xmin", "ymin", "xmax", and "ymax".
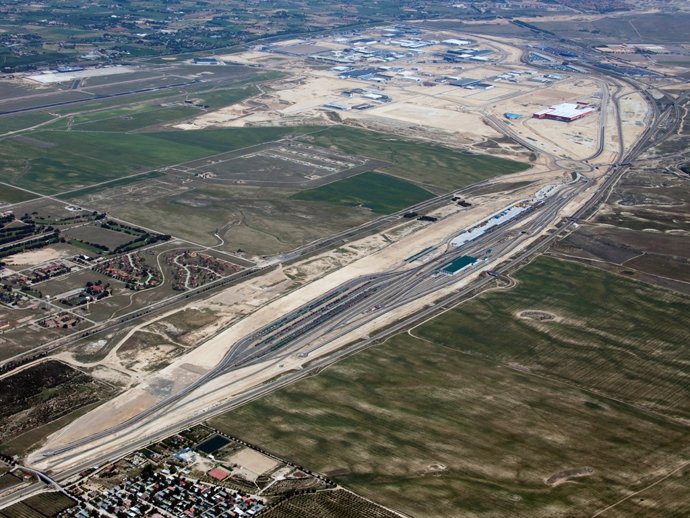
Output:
[
  {"xmin": 34, "ymin": 176, "xmax": 585, "ymax": 464},
  {"xmin": 0, "ymin": 174, "xmax": 501, "ymax": 373},
  {"xmin": 0, "ymin": 117, "xmax": 663, "ymax": 504},
  {"xmin": 0, "ymin": 31, "xmax": 677, "ymax": 511},
  {"xmin": 22, "ymin": 77, "xmax": 667, "ymax": 470},
  {"xmin": 0, "ymin": 181, "xmax": 587, "ymax": 507},
  {"xmin": 9, "ymin": 185, "xmax": 578, "ymax": 490}
]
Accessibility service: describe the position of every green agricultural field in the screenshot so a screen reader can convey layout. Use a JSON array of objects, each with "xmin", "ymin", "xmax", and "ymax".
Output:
[
  {"xmin": 0, "ymin": 132, "xmax": 195, "ymax": 194},
  {"xmin": 0, "ymin": 473, "xmax": 21, "ymax": 492},
  {"xmin": 59, "ymin": 85, "xmax": 260, "ymax": 132},
  {"xmin": 0, "ymin": 127, "xmax": 313, "ymax": 194},
  {"xmin": 0, "ymin": 491, "xmax": 76, "ymax": 518},
  {"xmin": 148, "ymin": 126, "xmax": 316, "ymax": 154},
  {"xmin": 1, "ymin": 120, "xmax": 524, "ymax": 199},
  {"xmin": 0, "ymin": 183, "xmax": 37, "ymax": 204},
  {"xmin": 209, "ymin": 257, "xmax": 690, "ymax": 517},
  {"xmin": 67, "ymin": 105, "xmax": 200, "ymax": 132},
  {"xmin": 304, "ymin": 126, "xmax": 530, "ymax": 191},
  {"xmin": 0, "ymin": 112, "xmax": 55, "ymax": 134},
  {"xmin": 109, "ymin": 183, "xmax": 372, "ymax": 255},
  {"xmin": 416, "ymin": 256, "xmax": 690, "ymax": 421},
  {"xmin": 51, "ymin": 89, "xmax": 184, "ymax": 116},
  {"xmin": 62, "ymin": 224, "xmax": 139, "ymax": 250},
  {"xmin": 57, "ymin": 170, "xmax": 166, "ymax": 199},
  {"xmin": 261, "ymin": 489, "xmax": 401, "ymax": 518},
  {"xmin": 35, "ymin": 130, "xmax": 217, "ymax": 169},
  {"xmin": 598, "ymin": 463, "xmax": 690, "ymax": 517},
  {"xmin": 195, "ymin": 84, "xmax": 263, "ymax": 109},
  {"xmin": 0, "ymin": 361, "xmax": 117, "ymax": 454},
  {"xmin": 292, "ymin": 172, "xmax": 434, "ymax": 214},
  {"xmin": 49, "ymin": 122, "xmax": 528, "ymax": 254}
]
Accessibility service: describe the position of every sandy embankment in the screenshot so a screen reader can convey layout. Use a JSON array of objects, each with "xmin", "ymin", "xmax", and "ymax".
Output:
[{"xmin": 31, "ymin": 177, "xmax": 563, "ymax": 472}]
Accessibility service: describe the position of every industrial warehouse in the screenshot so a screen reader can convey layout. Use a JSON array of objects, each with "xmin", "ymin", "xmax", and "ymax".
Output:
[
  {"xmin": 439, "ymin": 255, "xmax": 478, "ymax": 276},
  {"xmin": 450, "ymin": 202, "xmax": 532, "ymax": 248},
  {"xmin": 533, "ymin": 102, "xmax": 597, "ymax": 122},
  {"xmin": 0, "ymin": 4, "xmax": 677, "ymax": 516}
]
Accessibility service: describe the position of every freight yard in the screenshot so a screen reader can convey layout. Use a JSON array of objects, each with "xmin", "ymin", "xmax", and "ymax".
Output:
[
  {"xmin": 0, "ymin": 23, "xmax": 647, "ymax": 456},
  {"xmin": 0, "ymin": 3, "xmax": 688, "ymax": 516}
]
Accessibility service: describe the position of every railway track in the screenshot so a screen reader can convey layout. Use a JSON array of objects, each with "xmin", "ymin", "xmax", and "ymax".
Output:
[
  {"xmin": 39, "ymin": 179, "xmax": 585, "ymax": 461},
  {"xmin": 2, "ymin": 28, "xmax": 681, "ymax": 509},
  {"xmin": 35, "ymin": 56, "xmax": 674, "ymax": 470}
]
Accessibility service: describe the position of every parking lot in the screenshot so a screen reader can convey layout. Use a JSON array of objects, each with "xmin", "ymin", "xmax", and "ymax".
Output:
[{"xmin": 169, "ymin": 141, "xmax": 387, "ymax": 187}]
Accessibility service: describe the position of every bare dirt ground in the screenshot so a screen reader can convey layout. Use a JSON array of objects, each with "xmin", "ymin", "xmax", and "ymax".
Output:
[
  {"xmin": 25, "ymin": 27, "xmax": 654, "ymax": 475},
  {"xmin": 504, "ymin": 78, "xmax": 605, "ymax": 160},
  {"xmin": 63, "ymin": 175, "xmax": 554, "ymax": 385},
  {"xmin": 56, "ymin": 267, "xmax": 295, "ymax": 386},
  {"xmin": 516, "ymin": 310, "xmax": 559, "ymax": 322},
  {"xmin": 31, "ymin": 173, "xmax": 575, "ymax": 472},
  {"xmin": 224, "ymin": 448, "xmax": 280, "ymax": 482},
  {"xmin": 30, "ymin": 155, "xmax": 567, "ymax": 468},
  {"xmin": 618, "ymin": 89, "xmax": 651, "ymax": 148},
  {"xmin": 173, "ymin": 29, "xmax": 639, "ymax": 165},
  {"xmin": 545, "ymin": 467, "xmax": 595, "ymax": 486},
  {"xmin": 5, "ymin": 247, "xmax": 72, "ymax": 267},
  {"xmin": 86, "ymin": 365, "xmax": 131, "ymax": 388}
]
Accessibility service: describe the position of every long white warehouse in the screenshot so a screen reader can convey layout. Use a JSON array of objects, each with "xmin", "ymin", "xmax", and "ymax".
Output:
[{"xmin": 450, "ymin": 204, "xmax": 530, "ymax": 247}]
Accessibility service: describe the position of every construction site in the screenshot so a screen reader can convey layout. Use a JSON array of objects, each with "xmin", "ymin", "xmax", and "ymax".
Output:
[
  {"xmin": 0, "ymin": 23, "xmax": 651, "ymax": 475},
  {"xmin": 171, "ymin": 25, "xmax": 647, "ymax": 168},
  {"xmin": 1, "ymin": 6, "xmax": 685, "ymax": 517}
]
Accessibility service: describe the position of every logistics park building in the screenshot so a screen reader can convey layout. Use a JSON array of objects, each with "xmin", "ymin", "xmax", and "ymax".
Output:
[{"xmin": 533, "ymin": 102, "xmax": 596, "ymax": 122}]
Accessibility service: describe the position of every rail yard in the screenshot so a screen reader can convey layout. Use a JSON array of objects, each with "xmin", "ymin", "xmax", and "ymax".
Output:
[{"xmin": 0, "ymin": 3, "xmax": 688, "ymax": 517}]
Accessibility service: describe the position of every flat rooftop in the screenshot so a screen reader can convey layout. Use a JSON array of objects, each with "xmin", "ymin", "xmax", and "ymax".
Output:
[
  {"xmin": 440, "ymin": 255, "xmax": 477, "ymax": 275},
  {"xmin": 534, "ymin": 102, "xmax": 596, "ymax": 119},
  {"xmin": 27, "ymin": 65, "xmax": 136, "ymax": 84}
]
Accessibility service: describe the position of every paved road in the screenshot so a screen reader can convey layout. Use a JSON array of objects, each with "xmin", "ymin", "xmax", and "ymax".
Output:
[
  {"xmin": 33, "ymin": 178, "xmax": 585, "ymax": 465},
  {"xmin": 0, "ymin": 174, "xmax": 495, "ymax": 372},
  {"xmin": 0, "ymin": 32, "xmax": 676, "ymax": 510},
  {"xmin": 23, "ymin": 73, "xmax": 669, "ymax": 479},
  {"xmin": 0, "ymin": 121, "xmax": 664, "ymax": 508}
]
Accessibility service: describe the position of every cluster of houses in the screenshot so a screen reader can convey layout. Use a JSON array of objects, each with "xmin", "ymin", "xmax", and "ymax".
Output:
[
  {"xmin": 94, "ymin": 253, "xmax": 161, "ymax": 290},
  {"xmin": 62, "ymin": 471, "xmax": 264, "ymax": 518},
  {"xmin": 61, "ymin": 280, "xmax": 111, "ymax": 307},
  {"xmin": 30, "ymin": 261, "xmax": 72, "ymax": 283},
  {"xmin": 168, "ymin": 251, "xmax": 241, "ymax": 291},
  {"xmin": 37, "ymin": 311, "xmax": 82, "ymax": 329}
]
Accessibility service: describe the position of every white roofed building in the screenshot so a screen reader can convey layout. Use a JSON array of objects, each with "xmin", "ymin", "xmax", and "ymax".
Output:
[{"xmin": 533, "ymin": 102, "xmax": 596, "ymax": 122}]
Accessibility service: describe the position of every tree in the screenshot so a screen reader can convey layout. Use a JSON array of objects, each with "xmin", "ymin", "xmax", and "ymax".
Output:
[{"xmin": 141, "ymin": 463, "xmax": 154, "ymax": 478}]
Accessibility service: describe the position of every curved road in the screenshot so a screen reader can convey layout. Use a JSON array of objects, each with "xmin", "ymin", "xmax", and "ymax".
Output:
[{"xmin": 0, "ymin": 33, "xmax": 675, "ymax": 510}]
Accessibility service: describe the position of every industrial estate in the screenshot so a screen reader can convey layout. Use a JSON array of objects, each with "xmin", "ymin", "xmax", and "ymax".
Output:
[{"xmin": 0, "ymin": 1, "xmax": 689, "ymax": 517}]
